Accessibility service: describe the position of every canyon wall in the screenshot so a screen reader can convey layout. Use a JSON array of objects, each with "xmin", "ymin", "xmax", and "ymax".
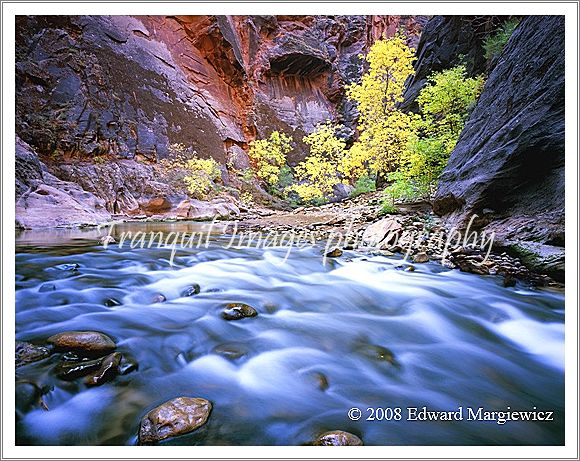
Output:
[
  {"xmin": 432, "ymin": 15, "xmax": 565, "ymax": 281},
  {"xmin": 15, "ymin": 15, "xmax": 424, "ymax": 222}
]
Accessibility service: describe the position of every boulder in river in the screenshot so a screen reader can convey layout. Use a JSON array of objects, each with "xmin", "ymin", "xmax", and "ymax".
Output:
[
  {"xmin": 221, "ymin": 303, "xmax": 258, "ymax": 320},
  {"xmin": 362, "ymin": 217, "xmax": 403, "ymax": 248},
  {"xmin": 47, "ymin": 331, "xmax": 116, "ymax": 355},
  {"xmin": 16, "ymin": 341, "xmax": 51, "ymax": 368},
  {"xmin": 313, "ymin": 430, "xmax": 363, "ymax": 446},
  {"xmin": 139, "ymin": 397, "xmax": 212, "ymax": 444},
  {"xmin": 84, "ymin": 352, "xmax": 122, "ymax": 386},
  {"xmin": 56, "ymin": 356, "xmax": 104, "ymax": 380}
]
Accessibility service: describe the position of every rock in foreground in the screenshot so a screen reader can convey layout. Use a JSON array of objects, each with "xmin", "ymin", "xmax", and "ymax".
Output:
[
  {"xmin": 16, "ymin": 341, "xmax": 51, "ymax": 368},
  {"xmin": 47, "ymin": 331, "xmax": 116, "ymax": 355},
  {"xmin": 313, "ymin": 430, "xmax": 363, "ymax": 446},
  {"xmin": 139, "ymin": 397, "xmax": 212, "ymax": 444}
]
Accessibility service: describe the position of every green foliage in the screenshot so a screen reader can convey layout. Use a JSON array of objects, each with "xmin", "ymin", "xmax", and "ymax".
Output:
[
  {"xmin": 288, "ymin": 123, "xmax": 347, "ymax": 203},
  {"xmin": 248, "ymin": 131, "xmax": 293, "ymax": 187},
  {"xmin": 241, "ymin": 168, "xmax": 255, "ymax": 182},
  {"xmin": 483, "ymin": 19, "xmax": 520, "ymax": 61},
  {"xmin": 379, "ymin": 201, "xmax": 399, "ymax": 215},
  {"xmin": 392, "ymin": 65, "xmax": 484, "ymax": 197},
  {"xmin": 350, "ymin": 175, "xmax": 376, "ymax": 197},
  {"xmin": 383, "ymin": 171, "xmax": 430, "ymax": 202},
  {"xmin": 343, "ymin": 34, "xmax": 417, "ymax": 180},
  {"xmin": 183, "ymin": 156, "xmax": 222, "ymax": 199}
]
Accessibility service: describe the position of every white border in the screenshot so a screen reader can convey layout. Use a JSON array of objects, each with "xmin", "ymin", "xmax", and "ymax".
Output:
[{"xmin": 2, "ymin": 2, "xmax": 578, "ymax": 459}]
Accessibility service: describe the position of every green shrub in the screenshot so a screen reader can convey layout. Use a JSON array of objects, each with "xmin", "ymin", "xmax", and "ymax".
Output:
[
  {"xmin": 384, "ymin": 171, "xmax": 430, "ymax": 203},
  {"xmin": 379, "ymin": 201, "xmax": 399, "ymax": 215},
  {"xmin": 483, "ymin": 19, "xmax": 520, "ymax": 61},
  {"xmin": 350, "ymin": 175, "xmax": 377, "ymax": 197},
  {"xmin": 393, "ymin": 65, "xmax": 484, "ymax": 197}
]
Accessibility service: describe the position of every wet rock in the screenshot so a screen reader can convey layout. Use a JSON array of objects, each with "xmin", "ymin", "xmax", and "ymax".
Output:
[
  {"xmin": 358, "ymin": 344, "xmax": 399, "ymax": 366},
  {"xmin": 181, "ymin": 284, "xmax": 201, "ymax": 297},
  {"xmin": 152, "ymin": 294, "xmax": 166, "ymax": 303},
  {"xmin": 56, "ymin": 356, "xmax": 104, "ymax": 380},
  {"xmin": 404, "ymin": 265, "xmax": 416, "ymax": 272},
  {"xmin": 413, "ymin": 252, "xmax": 429, "ymax": 263},
  {"xmin": 38, "ymin": 283, "xmax": 56, "ymax": 292},
  {"xmin": 16, "ymin": 381, "xmax": 47, "ymax": 416},
  {"xmin": 503, "ymin": 274, "xmax": 517, "ymax": 288},
  {"xmin": 325, "ymin": 248, "xmax": 343, "ymax": 258},
  {"xmin": 84, "ymin": 352, "xmax": 122, "ymax": 386},
  {"xmin": 507, "ymin": 242, "xmax": 565, "ymax": 283},
  {"xmin": 212, "ymin": 343, "xmax": 249, "ymax": 361},
  {"xmin": 138, "ymin": 397, "xmax": 212, "ymax": 444},
  {"xmin": 53, "ymin": 263, "xmax": 80, "ymax": 271},
  {"xmin": 456, "ymin": 259, "xmax": 490, "ymax": 276},
  {"xmin": 104, "ymin": 297, "xmax": 122, "ymax": 307},
  {"xmin": 119, "ymin": 355, "xmax": 139, "ymax": 375},
  {"xmin": 47, "ymin": 331, "xmax": 116, "ymax": 355},
  {"xmin": 313, "ymin": 372, "xmax": 329, "ymax": 391},
  {"xmin": 221, "ymin": 303, "xmax": 258, "ymax": 320},
  {"xmin": 16, "ymin": 341, "xmax": 51, "ymax": 368},
  {"xmin": 313, "ymin": 430, "xmax": 363, "ymax": 446}
]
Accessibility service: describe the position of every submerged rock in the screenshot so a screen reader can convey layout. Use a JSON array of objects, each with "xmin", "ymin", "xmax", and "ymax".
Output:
[
  {"xmin": 118, "ymin": 355, "xmax": 139, "ymax": 375},
  {"xmin": 38, "ymin": 283, "xmax": 56, "ymax": 292},
  {"xmin": 313, "ymin": 372, "xmax": 329, "ymax": 391},
  {"xmin": 84, "ymin": 352, "xmax": 122, "ymax": 386},
  {"xmin": 152, "ymin": 294, "xmax": 166, "ymax": 303},
  {"xmin": 357, "ymin": 344, "xmax": 399, "ymax": 366},
  {"xmin": 221, "ymin": 303, "xmax": 258, "ymax": 320},
  {"xmin": 181, "ymin": 284, "xmax": 201, "ymax": 297},
  {"xmin": 212, "ymin": 343, "xmax": 249, "ymax": 361},
  {"xmin": 47, "ymin": 331, "xmax": 116, "ymax": 355},
  {"xmin": 16, "ymin": 381, "xmax": 49, "ymax": 416},
  {"xmin": 313, "ymin": 430, "xmax": 363, "ymax": 446},
  {"xmin": 138, "ymin": 397, "xmax": 212, "ymax": 444},
  {"xmin": 104, "ymin": 297, "xmax": 122, "ymax": 307},
  {"xmin": 16, "ymin": 341, "xmax": 51, "ymax": 368},
  {"xmin": 53, "ymin": 263, "xmax": 80, "ymax": 271}
]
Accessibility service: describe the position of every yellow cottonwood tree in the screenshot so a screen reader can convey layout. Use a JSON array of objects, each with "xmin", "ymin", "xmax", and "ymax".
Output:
[
  {"xmin": 248, "ymin": 131, "xmax": 292, "ymax": 186},
  {"xmin": 289, "ymin": 123, "xmax": 347, "ymax": 202},
  {"xmin": 343, "ymin": 34, "xmax": 417, "ymax": 180}
]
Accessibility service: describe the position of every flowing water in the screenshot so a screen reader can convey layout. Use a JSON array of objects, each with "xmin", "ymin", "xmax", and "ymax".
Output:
[{"xmin": 15, "ymin": 222, "xmax": 565, "ymax": 445}]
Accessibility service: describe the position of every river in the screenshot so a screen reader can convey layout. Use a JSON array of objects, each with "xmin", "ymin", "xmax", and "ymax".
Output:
[{"xmin": 15, "ymin": 222, "xmax": 565, "ymax": 445}]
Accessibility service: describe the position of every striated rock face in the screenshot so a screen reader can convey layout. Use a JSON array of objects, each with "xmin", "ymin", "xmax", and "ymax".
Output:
[
  {"xmin": 15, "ymin": 136, "xmax": 112, "ymax": 229},
  {"xmin": 15, "ymin": 15, "xmax": 424, "ymax": 222},
  {"xmin": 401, "ymin": 15, "xmax": 509, "ymax": 111},
  {"xmin": 432, "ymin": 16, "xmax": 565, "ymax": 281}
]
